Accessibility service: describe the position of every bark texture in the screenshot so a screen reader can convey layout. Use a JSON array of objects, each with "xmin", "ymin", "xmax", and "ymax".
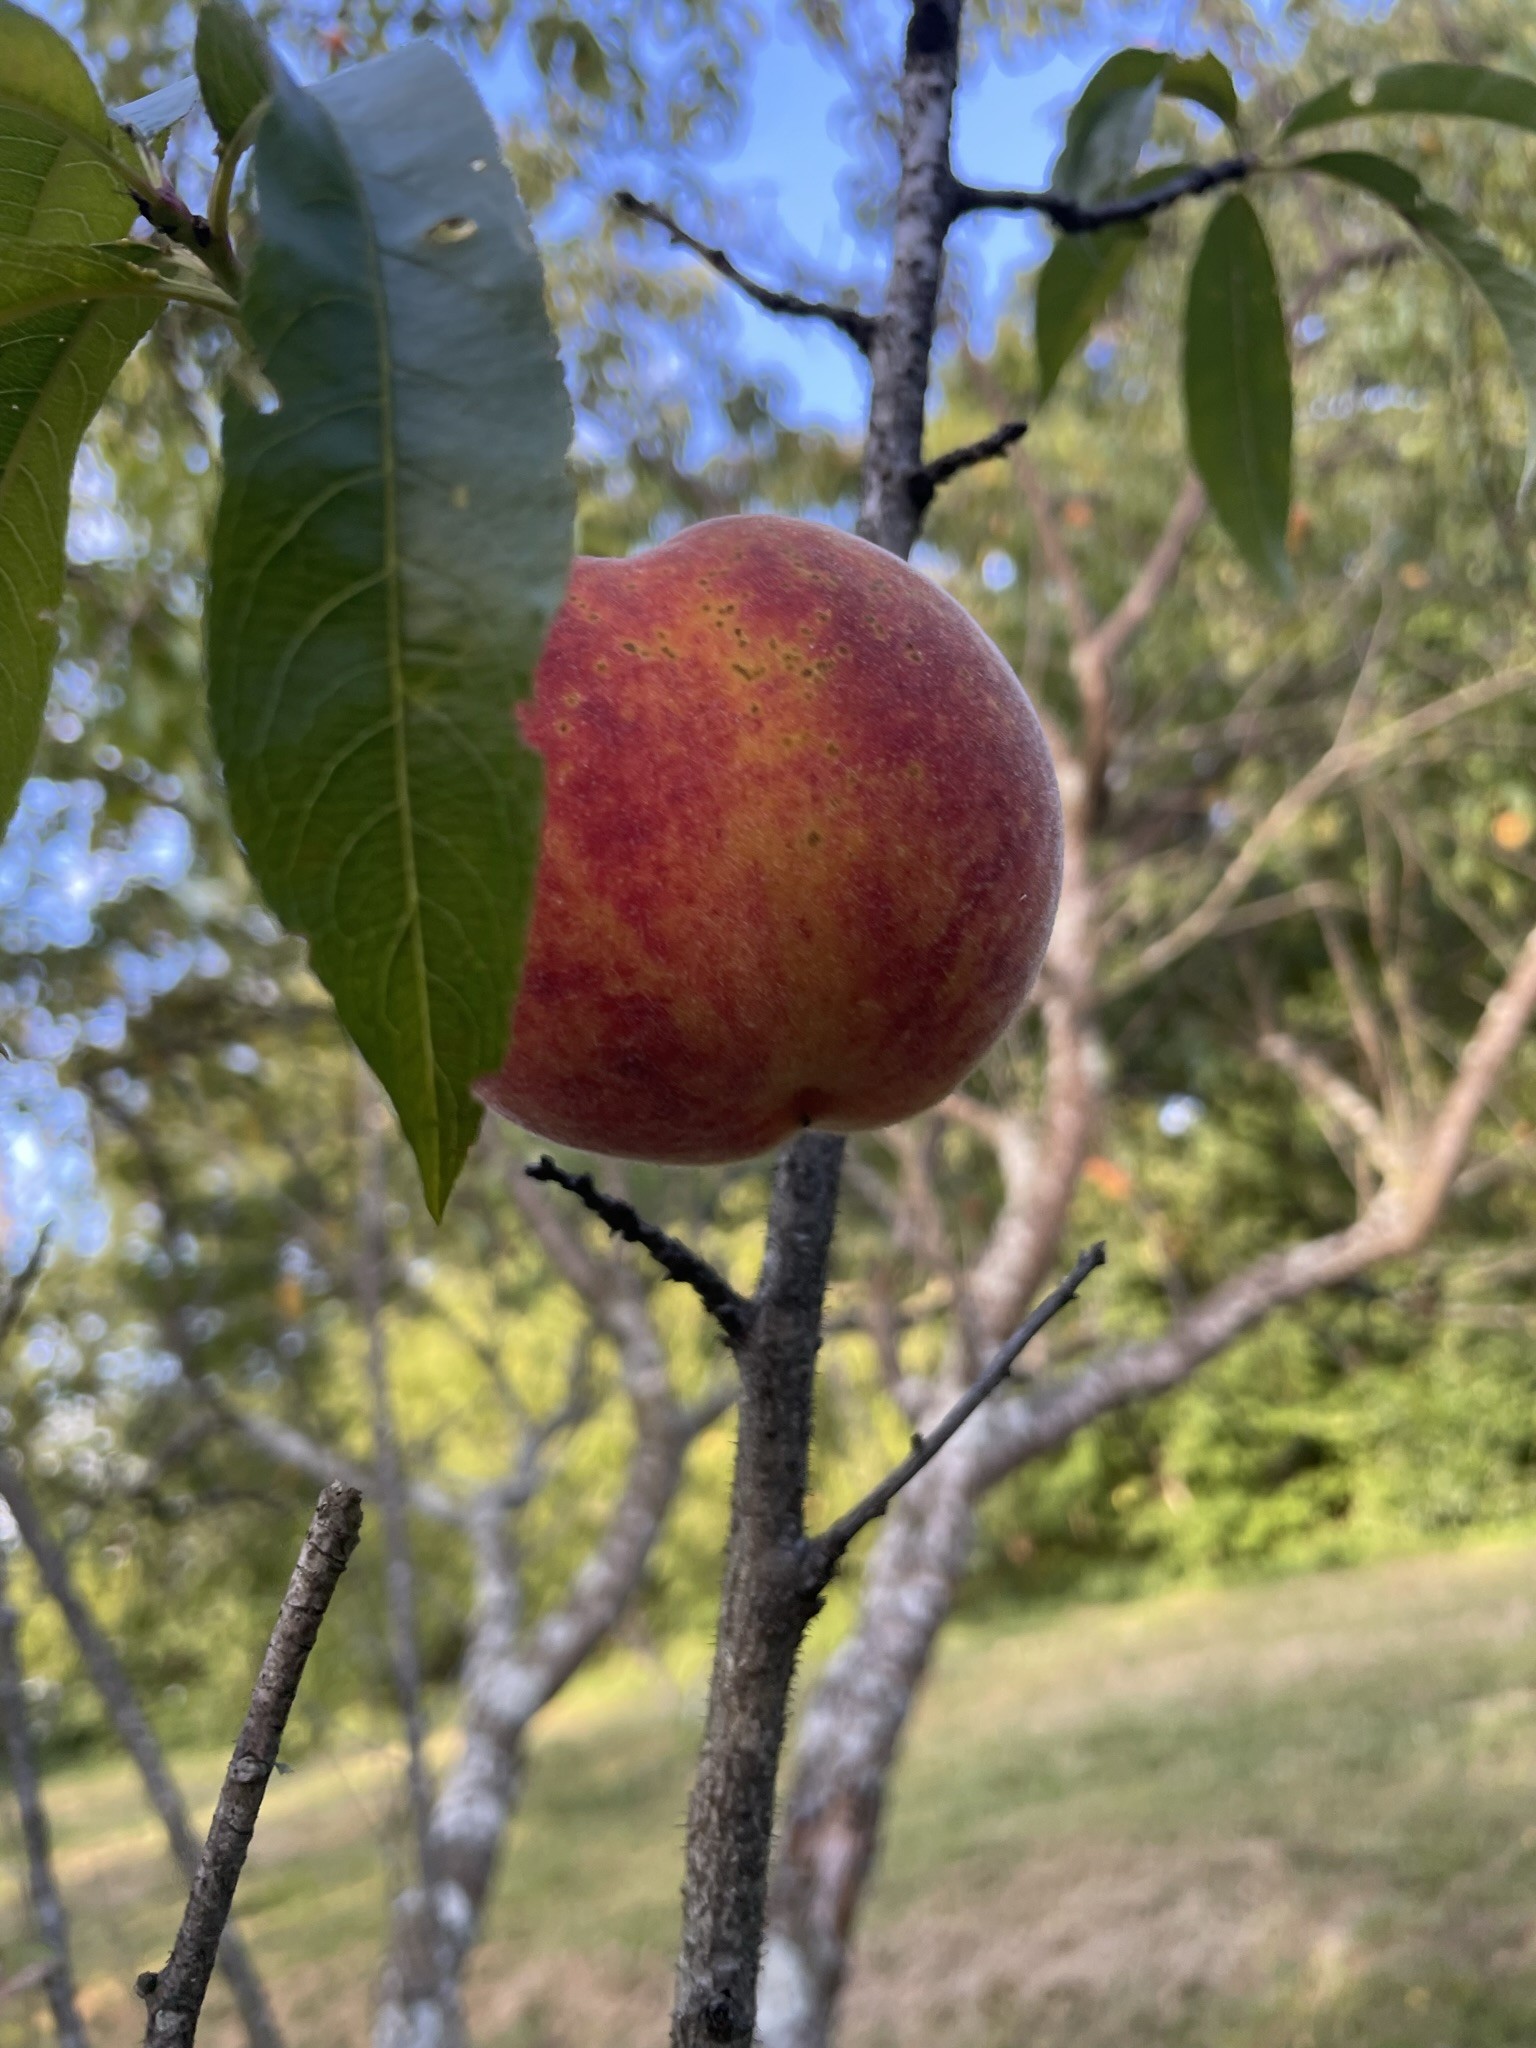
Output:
[
  {"xmin": 670, "ymin": 4, "xmax": 971, "ymax": 2037},
  {"xmin": 856, "ymin": 0, "xmax": 963, "ymax": 557},
  {"xmin": 671, "ymin": 1132, "xmax": 843, "ymax": 2048},
  {"xmin": 141, "ymin": 1484, "xmax": 362, "ymax": 2048}
]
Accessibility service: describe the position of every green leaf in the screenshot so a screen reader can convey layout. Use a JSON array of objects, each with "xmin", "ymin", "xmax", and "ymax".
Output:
[
  {"xmin": 1163, "ymin": 52, "xmax": 1242, "ymax": 136},
  {"xmin": 112, "ymin": 74, "xmax": 201, "ymax": 141},
  {"xmin": 1053, "ymin": 47, "xmax": 1245, "ymax": 201},
  {"xmin": 1299, "ymin": 148, "xmax": 1536, "ymax": 502},
  {"xmin": 195, "ymin": 0, "xmax": 276, "ymax": 144},
  {"xmin": 207, "ymin": 48, "xmax": 575, "ymax": 1219},
  {"xmin": 0, "ymin": 2, "xmax": 148, "ymax": 841},
  {"xmin": 1283, "ymin": 62, "xmax": 1536, "ymax": 144},
  {"xmin": 1035, "ymin": 221, "xmax": 1148, "ymax": 399},
  {"xmin": 0, "ymin": 0, "xmax": 134, "ymax": 244},
  {"xmin": 1183, "ymin": 193, "xmax": 1292, "ymax": 594},
  {"xmin": 0, "ymin": 251, "xmax": 156, "ymax": 834},
  {"xmin": 1052, "ymin": 49, "xmax": 1167, "ymax": 202}
]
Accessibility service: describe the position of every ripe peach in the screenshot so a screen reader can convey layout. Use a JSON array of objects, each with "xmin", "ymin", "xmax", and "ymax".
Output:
[{"xmin": 478, "ymin": 515, "xmax": 1062, "ymax": 1163}]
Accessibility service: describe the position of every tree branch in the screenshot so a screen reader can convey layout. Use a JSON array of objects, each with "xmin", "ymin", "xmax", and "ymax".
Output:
[
  {"xmin": 908, "ymin": 419, "xmax": 1027, "ymax": 514},
  {"xmin": 614, "ymin": 192, "xmax": 876, "ymax": 353},
  {"xmin": 1114, "ymin": 664, "xmax": 1536, "ymax": 995},
  {"xmin": 526, "ymin": 1156, "xmax": 751, "ymax": 1342},
  {"xmin": 806, "ymin": 1242, "xmax": 1104, "ymax": 1577},
  {"xmin": 672, "ymin": 1133, "xmax": 844, "ymax": 2048},
  {"xmin": 0, "ymin": 1450, "xmax": 286, "ymax": 2048},
  {"xmin": 139, "ymin": 1483, "xmax": 363, "ymax": 2048},
  {"xmin": 950, "ymin": 155, "xmax": 1254, "ymax": 231},
  {"xmin": 974, "ymin": 921, "xmax": 1536, "ymax": 1493},
  {"xmin": 0, "ymin": 1547, "xmax": 88, "ymax": 2048},
  {"xmin": 1088, "ymin": 474, "xmax": 1207, "ymax": 672}
]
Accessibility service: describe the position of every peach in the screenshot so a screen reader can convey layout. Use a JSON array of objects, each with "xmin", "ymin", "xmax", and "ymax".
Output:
[{"xmin": 478, "ymin": 515, "xmax": 1062, "ymax": 1163}]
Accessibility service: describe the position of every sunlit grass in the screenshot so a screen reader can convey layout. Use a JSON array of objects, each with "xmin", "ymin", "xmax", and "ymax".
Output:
[{"xmin": 5, "ymin": 1537, "xmax": 1536, "ymax": 2045}]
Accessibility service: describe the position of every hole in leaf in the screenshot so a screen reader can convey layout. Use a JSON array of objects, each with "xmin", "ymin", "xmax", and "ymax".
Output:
[{"xmin": 428, "ymin": 216, "xmax": 478, "ymax": 244}]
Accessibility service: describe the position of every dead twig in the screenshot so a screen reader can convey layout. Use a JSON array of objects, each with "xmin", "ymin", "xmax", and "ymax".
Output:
[{"xmin": 138, "ymin": 1484, "xmax": 363, "ymax": 2047}]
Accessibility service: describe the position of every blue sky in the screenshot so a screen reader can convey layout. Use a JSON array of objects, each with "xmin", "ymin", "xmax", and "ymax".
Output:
[{"xmin": 563, "ymin": 0, "xmax": 1245, "ymax": 430}]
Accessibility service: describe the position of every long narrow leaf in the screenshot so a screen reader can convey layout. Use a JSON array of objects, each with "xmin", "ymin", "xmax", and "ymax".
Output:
[
  {"xmin": 207, "ymin": 48, "xmax": 574, "ymax": 1217},
  {"xmin": 1052, "ymin": 49, "xmax": 1167, "ymax": 202},
  {"xmin": 1163, "ymin": 52, "xmax": 1241, "ymax": 137},
  {"xmin": 1035, "ymin": 222, "xmax": 1147, "ymax": 399},
  {"xmin": 1300, "ymin": 149, "xmax": 1536, "ymax": 500},
  {"xmin": 1183, "ymin": 193, "xmax": 1292, "ymax": 593},
  {"xmin": 1283, "ymin": 62, "xmax": 1536, "ymax": 143}
]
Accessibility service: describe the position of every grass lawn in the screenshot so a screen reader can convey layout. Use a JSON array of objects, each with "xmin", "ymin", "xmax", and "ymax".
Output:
[{"xmin": 6, "ymin": 1537, "xmax": 1536, "ymax": 2045}]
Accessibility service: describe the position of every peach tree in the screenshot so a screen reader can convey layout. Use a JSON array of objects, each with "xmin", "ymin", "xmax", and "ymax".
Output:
[{"xmin": 4, "ymin": 3, "xmax": 1536, "ymax": 2044}]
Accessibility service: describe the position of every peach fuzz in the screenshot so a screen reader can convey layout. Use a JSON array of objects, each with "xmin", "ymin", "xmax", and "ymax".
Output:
[{"xmin": 477, "ymin": 514, "xmax": 1063, "ymax": 1163}]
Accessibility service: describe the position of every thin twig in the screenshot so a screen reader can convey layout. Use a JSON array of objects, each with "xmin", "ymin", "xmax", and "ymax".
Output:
[
  {"xmin": 614, "ymin": 191, "xmax": 877, "ymax": 353},
  {"xmin": 950, "ymin": 155, "xmax": 1254, "ymax": 231},
  {"xmin": 526, "ymin": 1156, "xmax": 751, "ymax": 1343},
  {"xmin": 805, "ymin": 1242, "xmax": 1105, "ymax": 1577},
  {"xmin": 138, "ymin": 1484, "xmax": 363, "ymax": 2047},
  {"xmin": 909, "ymin": 419, "xmax": 1027, "ymax": 514},
  {"xmin": 0, "ymin": 1549, "xmax": 88, "ymax": 2048}
]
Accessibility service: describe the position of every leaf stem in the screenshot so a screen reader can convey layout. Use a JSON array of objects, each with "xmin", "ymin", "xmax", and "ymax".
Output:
[{"xmin": 206, "ymin": 101, "xmax": 268, "ymax": 283}]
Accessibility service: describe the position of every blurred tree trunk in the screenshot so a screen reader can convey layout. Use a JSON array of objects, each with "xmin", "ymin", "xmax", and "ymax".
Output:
[{"xmin": 0, "ymin": 1547, "xmax": 88, "ymax": 2048}]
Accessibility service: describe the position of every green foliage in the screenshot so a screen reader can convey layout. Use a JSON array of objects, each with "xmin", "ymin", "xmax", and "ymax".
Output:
[
  {"xmin": 1282, "ymin": 61, "xmax": 1536, "ymax": 144},
  {"xmin": 1051, "ymin": 49, "xmax": 1170, "ymax": 203},
  {"xmin": 1183, "ymin": 194, "xmax": 1292, "ymax": 593},
  {"xmin": 1297, "ymin": 149, "xmax": 1536, "ymax": 498},
  {"xmin": 194, "ymin": 0, "xmax": 276, "ymax": 141},
  {"xmin": 1035, "ymin": 223, "xmax": 1147, "ymax": 401},
  {"xmin": 207, "ymin": 46, "xmax": 573, "ymax": 1217},
  {"xmin": 0, "ymin": 0, "xmax": 155, "ymax": 846},
  {"xmin": 8, "ymin": 0, "xmax": 1536, "ymax": 1775}
]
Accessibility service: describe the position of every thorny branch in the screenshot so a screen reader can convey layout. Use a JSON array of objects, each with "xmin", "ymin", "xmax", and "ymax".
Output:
[
  {"xmin": 527, "ymin": 1155, "xmax": 751, "ymax": 1342},
  {"xmin": 614, "ymin": 191, "xmax": 877, "ymax": 354},
  {"xmin": 139, "ymin": 1484, "xmax": 363, "ymax": 2048}
]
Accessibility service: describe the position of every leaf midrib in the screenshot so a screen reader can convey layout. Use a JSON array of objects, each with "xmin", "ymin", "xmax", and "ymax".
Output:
[{"xmin": 333, "ymin": 108, "xmax": 442, "ymax": 1188}]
